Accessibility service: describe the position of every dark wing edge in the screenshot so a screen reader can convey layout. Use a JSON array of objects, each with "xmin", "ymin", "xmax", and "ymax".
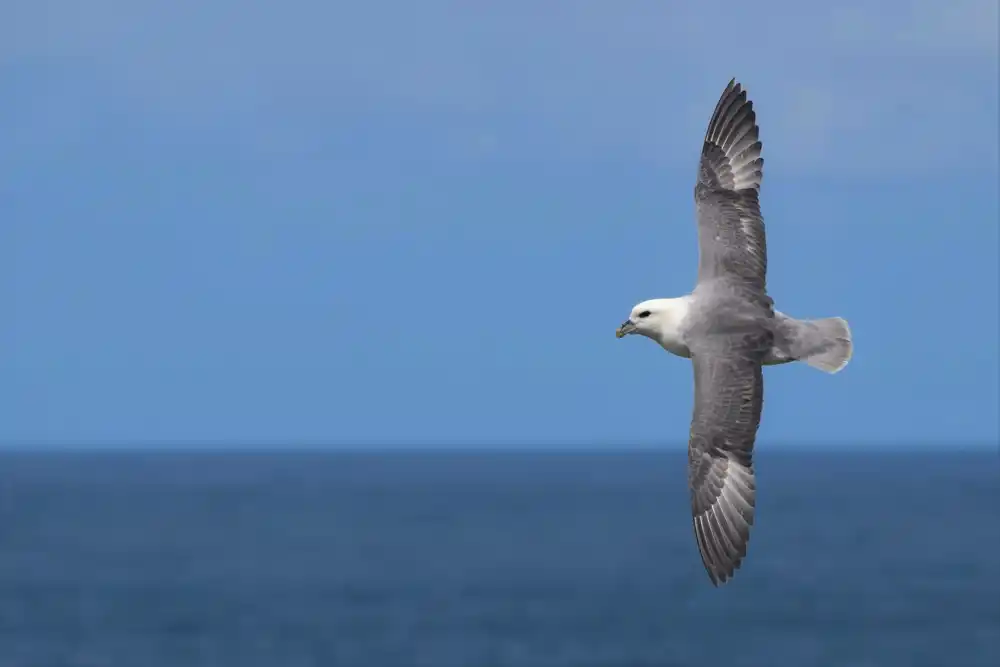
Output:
[
  {"xmin": 687, "ymin": 344, "xmax": 765, "ymax": 586},
  {"xmin": 699, "ymin": 79, "xmax": 764, "ymax": 195},
  {"xmin": 694, "ymin": 80, "xmax": 768, "ymax": 289}
]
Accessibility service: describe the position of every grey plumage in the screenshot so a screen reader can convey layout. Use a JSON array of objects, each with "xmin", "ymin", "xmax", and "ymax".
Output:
[
  {"xmin": 768, "ymin": 313, "xmax": 854, "ymax": 373},
  {"xmin": 684, "ymin": 79, "xmax": 773, "ymax": 585},
  {"xmin": 686, "ymin": 330, "xmax": 766, "ymax": 586},
  {"xmin": 615, "ymin": 78, "xmax": 852, "ymax": 586},
  {"xmin": 695, "ymin": 79, "xmax": 766, "ymax": 291}
]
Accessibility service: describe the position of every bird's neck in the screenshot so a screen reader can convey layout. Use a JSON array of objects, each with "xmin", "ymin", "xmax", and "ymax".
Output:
[{"xmin": 653, "ymin": 296, "xmax": 693, "ymax": 358}]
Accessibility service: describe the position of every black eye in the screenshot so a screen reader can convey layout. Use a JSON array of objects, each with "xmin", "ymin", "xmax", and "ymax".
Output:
[{"xmin": 638, "ymin": 310, "xmax": 651, "ymax": 319}]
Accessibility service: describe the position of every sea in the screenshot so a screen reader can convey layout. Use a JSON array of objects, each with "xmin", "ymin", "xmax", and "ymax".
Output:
[{"xmin": 0, "ymin": 449, "xmax": 997, "ymax": 667}]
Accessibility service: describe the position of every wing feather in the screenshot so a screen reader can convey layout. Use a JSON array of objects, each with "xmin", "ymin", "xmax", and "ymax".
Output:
[
  {"xmin": 687, "ymin": 331, "xmax": 768, "ymax": 585},
  {"xmin": 695, "ymin": 79, "xmax": 767, "ymax": 290}
]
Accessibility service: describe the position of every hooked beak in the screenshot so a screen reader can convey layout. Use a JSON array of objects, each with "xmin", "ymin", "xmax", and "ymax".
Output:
[{"xmin": 616, "ymin": 319, "xmax": 637, "ymax": 339}]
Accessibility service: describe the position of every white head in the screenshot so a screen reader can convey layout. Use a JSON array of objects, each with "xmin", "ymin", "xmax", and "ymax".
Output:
[{"xmin": 615, "ymin": 297, "xmax": 691, "ymax": 349}]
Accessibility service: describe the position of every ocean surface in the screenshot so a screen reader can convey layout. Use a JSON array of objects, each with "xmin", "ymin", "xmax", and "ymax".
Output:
[{"xmin": 0, "ymin": 449, "xmax": 997, "ymax": 667}]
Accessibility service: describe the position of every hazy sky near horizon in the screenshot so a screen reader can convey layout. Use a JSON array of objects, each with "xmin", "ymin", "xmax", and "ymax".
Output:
[{"xmin": 4, "ymin": 0, "xmax": 998, "ymax": 447}]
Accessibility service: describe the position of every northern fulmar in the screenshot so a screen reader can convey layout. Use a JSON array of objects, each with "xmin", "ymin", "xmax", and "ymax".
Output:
[{"xmin": 615, "ymin": 79, "xmax": 853, "ymax": 586}]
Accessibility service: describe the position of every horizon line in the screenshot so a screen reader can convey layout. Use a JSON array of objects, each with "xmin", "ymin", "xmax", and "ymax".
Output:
[{"xmin": 0, "ymin": 441, "xmax": 996, "ymax": 454}]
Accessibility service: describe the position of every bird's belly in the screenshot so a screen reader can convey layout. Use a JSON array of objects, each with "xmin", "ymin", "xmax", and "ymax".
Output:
[
  {"xmin": 762, "ymin": 345, "xmax": 794, "ymax": 366},
  {"xmin": 658, "ymin": 336, "xmax": 692, "ymax": 359}
]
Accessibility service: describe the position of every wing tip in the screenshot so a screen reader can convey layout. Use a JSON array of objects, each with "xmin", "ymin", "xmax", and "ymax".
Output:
[
  {"xmin": 699, "ymin": 77, "xmax": 764, "ymax": 193},
  {"xmin": 705, "ymin": 79, "xmax": 757, "ymax": 141},
  {"xmin": 694, "ymin": 514, "xmax": 750, "ymax": 588},
  {"xmin": 702, "ymin": 554, "xmax": 746, "ymax": 587},
  {"xmin": 691, "ymin": 460, "xmax": 757, "ymax": 587}
]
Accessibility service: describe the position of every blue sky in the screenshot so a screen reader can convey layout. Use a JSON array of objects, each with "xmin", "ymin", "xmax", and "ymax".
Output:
[{"xmin": 3, "ymin": 0, "xmax": 998, "ymax": 448}]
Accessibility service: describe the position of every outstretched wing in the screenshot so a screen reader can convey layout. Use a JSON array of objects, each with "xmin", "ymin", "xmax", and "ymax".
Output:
[
  {"xmin": 687, "ymin": 332, "xmax": 768, "ymax": 586},
  {"xmin": 694, "ymin": 79, "xmax": 767, "ymax": 291}
]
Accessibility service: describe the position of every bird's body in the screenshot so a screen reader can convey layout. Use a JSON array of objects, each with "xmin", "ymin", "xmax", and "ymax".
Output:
[
  {"xmin": 616, "ymin": 79, "xmax": 852, "ymax": 586},
  {"xmin": 629, "ymin": 294, "xmax": 850, "ymax": 372}
]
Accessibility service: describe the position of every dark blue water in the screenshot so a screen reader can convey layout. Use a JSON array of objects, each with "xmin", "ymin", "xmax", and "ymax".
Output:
[{"xmin": 0, "ymin": 449, "xmax": 997, "ymax": 666}]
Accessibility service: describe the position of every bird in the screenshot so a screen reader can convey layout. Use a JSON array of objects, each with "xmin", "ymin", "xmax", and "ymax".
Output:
[{"xmin": 615, "ymin": 79, "xmax": 853, "ymax": 586}]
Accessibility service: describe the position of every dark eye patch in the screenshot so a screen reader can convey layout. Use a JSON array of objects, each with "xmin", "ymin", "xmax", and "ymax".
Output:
[{"xmin": 638, "ymin": 310, "xmax": 651, "ymax": 319}]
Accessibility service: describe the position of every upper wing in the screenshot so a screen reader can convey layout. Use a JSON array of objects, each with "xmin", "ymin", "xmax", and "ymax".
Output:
[
  {"xmin": 687, "ymin": 332, "xmax": 768, "ymax": 586},
  {"xmin": 694, "ymin": 79, "xmax": 767, "ymax": 291}
]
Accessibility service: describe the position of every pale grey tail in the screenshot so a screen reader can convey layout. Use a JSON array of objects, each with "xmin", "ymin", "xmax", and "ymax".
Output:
[{"xmin": 770, "ymin": 314, "xmax": 853, "ymax": 374}]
